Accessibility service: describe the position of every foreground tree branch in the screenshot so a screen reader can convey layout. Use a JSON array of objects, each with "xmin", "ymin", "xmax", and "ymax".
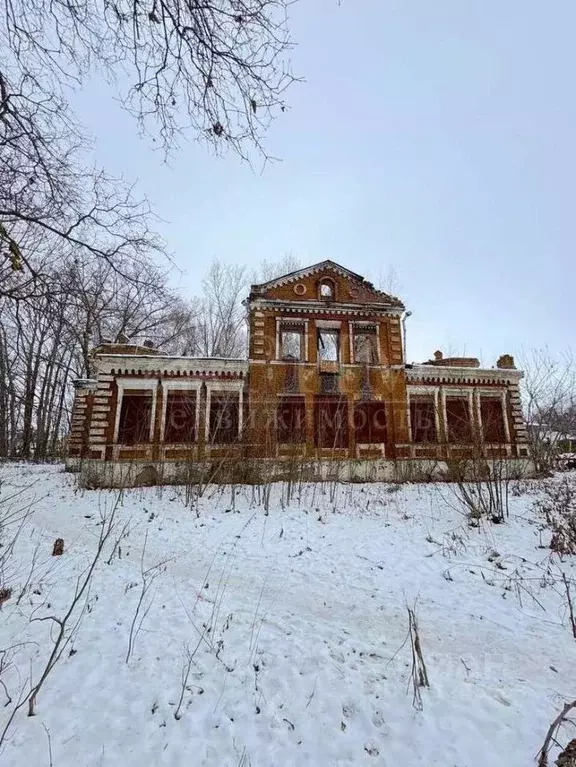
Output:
[
  {"xmin": 1, "ymin": 1, "xmax": 298, "ymax": 298},
  {"xmin": 537, "ymin": 700, "xmax": 576, "ymax": 767},
  {"xmin": 1, "ymin": 0, "xmax": 297, "ymax": 158}
]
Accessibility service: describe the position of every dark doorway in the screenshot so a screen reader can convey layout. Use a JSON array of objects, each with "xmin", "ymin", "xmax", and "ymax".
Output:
[
  {"xmin": 164, "ymin": 391, "xmax": 196, "ymax": 443},
  {"xmin": 118, "ymin": 391, "xmax": 152, "ymax": 445},
  {"xmin": 353, "ymin": 401, "xmax": 388, "ymax": 444},
  {"xmin": 277, "ymin": 396, "xmax": 306, "ymax": 443},
  {"xmin": 314, "ymin": 396, "xmax": 349, "ymax": 448},
  {"xmin": 209, "ymin": 392, "xmax": 240, "ymax": 444}
]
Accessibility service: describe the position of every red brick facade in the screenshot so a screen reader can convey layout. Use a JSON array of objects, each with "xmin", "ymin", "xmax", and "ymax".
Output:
[{"xmin": 67, "ymin": 261, "xmax": 530, "ymax": 477}]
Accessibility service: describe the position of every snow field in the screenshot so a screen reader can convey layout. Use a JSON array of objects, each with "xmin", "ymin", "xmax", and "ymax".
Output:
[{"xmin": 0, "ymin": 463, "xmax": 575, "ymax": 766}]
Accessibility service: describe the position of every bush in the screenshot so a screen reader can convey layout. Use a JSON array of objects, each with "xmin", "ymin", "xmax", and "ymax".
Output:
[{"xmin": 535, "ymin": 476, "xmax": 576, "ymax": 555}]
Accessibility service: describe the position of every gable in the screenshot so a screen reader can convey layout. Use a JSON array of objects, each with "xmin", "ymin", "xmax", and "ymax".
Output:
[{"xmin": 250, "ymin": 260, "xmax": 403, "ymax": 308}]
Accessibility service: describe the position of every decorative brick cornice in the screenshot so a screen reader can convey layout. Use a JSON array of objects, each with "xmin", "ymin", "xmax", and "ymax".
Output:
[
  {"xmin": 72, "ymin": 378, "xmax": 98, "ymax": 389},
  {"xmin": 249, "ymin": 300, "xmax": 403, "ymax": 318},
  {"xmin": 249, "ymin": 260, "xmax": 404, "ymax": 308},
  {"xmin": 95, "ymin": 354, "xmax": 247, "ymax": 379},
  {"xmin": 406, "ymin": 364, "xmax": 523, "ymax": 386}
]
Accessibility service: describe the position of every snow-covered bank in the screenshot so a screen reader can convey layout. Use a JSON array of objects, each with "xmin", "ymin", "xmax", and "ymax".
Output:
[{"xmin": 0, "ymin": 463, "xmax": 575, "ymax": 766}]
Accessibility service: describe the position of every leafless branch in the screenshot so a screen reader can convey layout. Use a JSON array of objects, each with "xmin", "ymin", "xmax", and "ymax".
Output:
[
  {"xmin": 537, "ymin": 699, "xmax": 576, "ymax": 767},
  {"xmin": 125, "ymin": 530, "xmax": 167, "ymax": 663}
]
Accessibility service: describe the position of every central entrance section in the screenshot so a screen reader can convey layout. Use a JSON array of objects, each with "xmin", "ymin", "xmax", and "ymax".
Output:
[{"xmin": 314, "ymin": 395, "xmax": 349, "ymax": 449}]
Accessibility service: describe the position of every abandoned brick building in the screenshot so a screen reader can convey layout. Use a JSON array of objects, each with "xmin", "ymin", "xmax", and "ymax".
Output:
[{"xmin": 67, "ymin": 260, "xmax": 531, "ymax": 486}]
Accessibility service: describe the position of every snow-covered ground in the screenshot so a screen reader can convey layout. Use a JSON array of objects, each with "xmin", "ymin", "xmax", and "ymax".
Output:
[{"xmin": 0, "ymin": 463, "xmax": 575, "ymax": 766}]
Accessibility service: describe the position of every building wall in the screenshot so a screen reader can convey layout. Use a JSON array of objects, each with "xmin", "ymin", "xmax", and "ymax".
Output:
[
  {"xmin": 246, "ymin": 265, "xmax": 409, "ymax": 460},
  {"xmin": 77, "ymin": 356, "xmax": 247, "ymax": 464},
  {"xmin": 67, "ymin": 263, "xmax": 531, "ymax": 475}
]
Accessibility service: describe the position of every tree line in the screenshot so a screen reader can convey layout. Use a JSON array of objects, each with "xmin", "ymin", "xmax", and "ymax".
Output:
[
  {"xmin": 1, "ymin": 0, "xmax": 299, "ymax": 458},
  {"xmin": 0, "ymin": 254, "xmax": 299, "ymax": 459}
]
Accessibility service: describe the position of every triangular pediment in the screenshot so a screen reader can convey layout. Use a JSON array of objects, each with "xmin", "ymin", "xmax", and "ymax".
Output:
[{"xmin": 250, "ymin": 260, "xmax": 404, "ymax": 308}]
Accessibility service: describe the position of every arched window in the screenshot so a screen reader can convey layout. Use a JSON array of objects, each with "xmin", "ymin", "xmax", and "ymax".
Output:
[{"xmin": 318, "ymin": 278, "xmax": 335, "ymax": 300}]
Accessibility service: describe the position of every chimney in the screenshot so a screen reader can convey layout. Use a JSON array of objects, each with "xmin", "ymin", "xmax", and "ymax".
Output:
[
  {"xmin": 496, "ymin": 354, "xmax": 516, "ymax": 369},
  {"xmin": 434, "ymin": 350, "xmax": 443, "ymax": 361}
]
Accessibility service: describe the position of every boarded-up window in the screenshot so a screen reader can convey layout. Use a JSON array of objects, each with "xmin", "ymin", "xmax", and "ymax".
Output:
[
  {"xmin": 209, "ymin": 393, "xmax": 240, "ymax": 444},
  {"xmin": 277, "ymin": 397, "xmax": 306, "ymax": 443},
  {"xmin": 410, "ymin": 398, "xmax": 437, "ymax": 443},
  {"xmin": 164, "ymin": 391, "xmax": 196, "ymax": 443},
  {"xmin": 446, "ymin": 398, "xmax": 473, "ymax": 443},
  {"xmin": 354, "ymin": 402, "xmax": 387, "ymax": 443},
  {"xmin": 117, "ymin": 391, "xmax": 152, "ymax": 444},
  {"xmin": 353, "ymin": 328, "xmax": 378, "ymax": 364},
  {"xmin": 314, "ymin": 396, "xmax": 349, "ymax": 448},
  {"xmin": 317, "ymin": 329, "xmax": 339, "ymax": 362},
  {"xmin": 481, "ymin": 397, "xmax": 506, "ymax": 443}
]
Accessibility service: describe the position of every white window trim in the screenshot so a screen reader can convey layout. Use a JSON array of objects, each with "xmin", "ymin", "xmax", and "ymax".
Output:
[
  {"xmin": 113, "ymin": 377, "xmax": 158, "ymax": 444},
  {"xmin": 205, "ymin": 380, "xmax": 244, "ymax": 443},
  {"xmin": 349, "ymin": 321, "xmax": 381, "ymax": 364},
  {"xmin": 276, "ymin": 318, "xmax": 309, "ymax": 362},
  {"xmin": 442, "ymin": 387, "xmax": 474, "ymax": 443},
  {"xmin": 476, "ymin": 389, "xmax": 511, "ymax": 444},
  {"xmin": 316, "ymin": 322, "xmax": 342, "ymax": 364},
  {"xmin": 160, "ymin": 379, "xmax": 202, "ymax": 443},
  {"xmin": 275, "ymin": 317, "xmax": 280, "ymax": 360},
  {"xmin": 407, "ymin": 386, "xmax": 440, "ymax": 443}
]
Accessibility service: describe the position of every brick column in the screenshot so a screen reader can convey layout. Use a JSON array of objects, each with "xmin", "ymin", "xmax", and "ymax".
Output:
[
  {"xmin": 87, "ymin": 374, "xmax": 115, "ymax": 460},
  {"xmin": 67, "ymin": 379, "xmax": 97, "ymax": 458},
  {"xmin": 507, "ymin": 382, "xmax": 529, "ymax": 455},
  {"xmin": 197, "ymin": 382, "xmax": 207, "ymax": 459}
]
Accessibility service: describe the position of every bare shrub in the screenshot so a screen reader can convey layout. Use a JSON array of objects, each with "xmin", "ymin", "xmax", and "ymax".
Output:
[
  {"xmin": 407, "ymin": 604, "xmax": 430, "ymax": 710},
  {"xmin": 26, "ymin": 500, "xmax": 120, "ymax": 716},
  {"xmin": 125, "ymin": 531, "xmax": 167, "ymax": 664},
  {"xmin": 561, "ymin": 573, "xmax": 576, "ymax": 640},
  {"xmin": 388, "ymin": 601, "xmax": 430, "ymax": 711},
  {"xmin": 173, "ymin": 633, "xmax": 207, "ymax": 721},
  {"xmin": 0, "ymin": 480, "xmax": 37, "ymax": 589},
  {"xmin": 441, "ymin": 456, "xmax": 515, "ymax": 524},
  {"xmin": 535, "ymin": 477, "xmax": 576, "ymax": 555}
]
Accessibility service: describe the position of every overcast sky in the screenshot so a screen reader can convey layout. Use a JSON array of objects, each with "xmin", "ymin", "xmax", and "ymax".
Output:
[{"xmin": 71, "ymin": 1, "xmax": 575, "ymax": 367}]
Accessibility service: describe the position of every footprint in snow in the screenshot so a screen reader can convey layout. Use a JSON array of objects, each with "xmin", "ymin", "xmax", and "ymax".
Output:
[
  {"xmin": 491, "ymin": 690, "xmax": 512, "ymax": 707},
  {"xmin": 364, "ymin": 741, "xmax": 380, "ymax": 757},
  {"xmin": 341, "ymin": 701, "xmax": 357, "ymax": 720}
]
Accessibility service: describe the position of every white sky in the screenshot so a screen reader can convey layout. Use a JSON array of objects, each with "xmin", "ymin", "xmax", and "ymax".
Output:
[{"xmin": 70, "ymin": 0, "xmax": 575, "ymax": 367}]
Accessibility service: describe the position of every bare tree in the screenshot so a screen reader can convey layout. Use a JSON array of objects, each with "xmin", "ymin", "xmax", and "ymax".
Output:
[
  {"xmin": 194, "ymin": 260, "xmax": 248, "ymax": 358},
  {"xmin": 0, "ymin": 254, "xmax": 198, "ymax": 458},
  {"xmin": 520, "ymin": 348, "xmax": 576, "ymax": 472},
  {"xmin": 191, "ymin": 255, "xmax": 302, "ymax": 360},
  {"xmin": 2, "ymin": 0, "xmax": 298, "ymax": 299},
  {"xmin": 253, "ymin": 253, "xmax": 301, "ymax": 284},
  {"xmin": 0, "ymin": 69, "xmax": 164, "ymax": 300}
]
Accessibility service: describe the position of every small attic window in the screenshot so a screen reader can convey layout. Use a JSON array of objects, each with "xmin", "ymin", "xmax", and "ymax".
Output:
[{"xmin": 319, "ymin": 279, "xmax": 335, "ymax": 300}]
